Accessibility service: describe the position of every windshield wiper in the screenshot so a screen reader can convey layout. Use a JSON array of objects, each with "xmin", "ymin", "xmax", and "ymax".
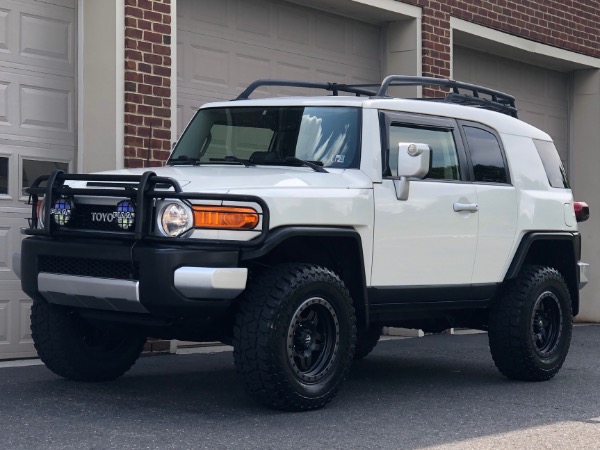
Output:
[
  {"xmin": 167, "ymin": 155, "xmax": 202, "ymax": 166},
  {"xmin": 284, "ymin": 157, "xmax": 328, "ymax": 173},
  {"xmin": 209, "ymin": 156, "xmax": 256, "ymax": 167}
]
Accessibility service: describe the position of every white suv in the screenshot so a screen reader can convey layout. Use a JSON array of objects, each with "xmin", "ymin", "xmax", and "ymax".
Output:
[{"xmin": 16, "ymin": 76, "xmax": 589, "ymax": 411}]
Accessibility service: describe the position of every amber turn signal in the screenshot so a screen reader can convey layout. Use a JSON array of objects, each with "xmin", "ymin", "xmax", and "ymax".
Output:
[{"xmin": 191, "ymin": 205, "xmax": 259, "ymax": 229}]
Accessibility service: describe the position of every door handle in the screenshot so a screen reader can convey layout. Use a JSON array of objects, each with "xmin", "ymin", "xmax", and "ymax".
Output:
[{"xmin": 453, "ymin": 202, "xmax": 479, "ymax": 213}]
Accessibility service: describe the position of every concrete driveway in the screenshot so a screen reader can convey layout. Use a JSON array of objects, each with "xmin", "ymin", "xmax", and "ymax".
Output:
[{"xmin": 1, "ymin": 325, "xmax": 599, "ymax": 449}]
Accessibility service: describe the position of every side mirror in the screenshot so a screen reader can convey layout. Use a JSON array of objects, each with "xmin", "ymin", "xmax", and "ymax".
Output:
[
  {"xmin": 397, "ymin": 143, "xmax": 431, "ymax": 178},
  {"xmin": 394, "ymin": 143, "xmax": 431, "ymax": 201}
]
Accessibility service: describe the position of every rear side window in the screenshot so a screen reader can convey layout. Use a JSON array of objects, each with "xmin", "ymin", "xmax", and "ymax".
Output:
[
  {"xmin": 463, "ymin": 126, "xmax": 508, "ymax": 184},
  {"xmin": 533, "ymin": 140, "xmax": 570, "ymax": 188}
]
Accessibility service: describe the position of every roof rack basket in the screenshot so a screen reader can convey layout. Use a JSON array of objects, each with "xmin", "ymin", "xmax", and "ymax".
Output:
[
  {"xmin": 376, "ymin": 75, "xmax": 518, "ymax": 118},
  {"xmin": 235, "ymin": 76, "xmax": 518, "ymax": 118}
]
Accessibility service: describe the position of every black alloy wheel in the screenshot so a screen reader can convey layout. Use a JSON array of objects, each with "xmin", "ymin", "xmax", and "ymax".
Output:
[
  {"xmin": 488, "ymin": 265, "xmax": 572, "ymax": 381},
  {"xmin": 286, "ymin": 297, "xmax": 340, "ymax": 383},
  {"xmin": 233, "ymin": 263, "xmax": 356, "ymax": 411},
  {"xmin": 531, "ymin": 290, "xmax": 562, "ymax": 357}
]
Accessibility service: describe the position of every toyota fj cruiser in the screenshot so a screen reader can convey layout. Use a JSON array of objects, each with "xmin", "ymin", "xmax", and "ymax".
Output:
[{"xmin": 15, "ymin": 76, "xmax": 590, "ymax": 411}]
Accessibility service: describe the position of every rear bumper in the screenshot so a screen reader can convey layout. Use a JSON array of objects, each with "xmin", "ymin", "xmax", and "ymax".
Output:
[{"xmin": 19, "ymin": 236, "xmax": 246, "ymax": 317}]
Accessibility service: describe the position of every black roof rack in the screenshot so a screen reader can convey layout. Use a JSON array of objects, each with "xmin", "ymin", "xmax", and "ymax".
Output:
[
  {"xmin": 235, "ymin": 79, "xmax": 378, "ymax": 100},
  {"xmin": 376, "ymin": 75, "xmax": 518, "ymax": 118},
  {"xmin": 235, "ymin": 76, "xmax": 518, "ymax": 118}
]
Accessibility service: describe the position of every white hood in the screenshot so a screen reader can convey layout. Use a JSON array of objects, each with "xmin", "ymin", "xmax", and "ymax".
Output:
[{"xmin": 75, "ymin": 165, "xmax": 373, "ymax": 192}]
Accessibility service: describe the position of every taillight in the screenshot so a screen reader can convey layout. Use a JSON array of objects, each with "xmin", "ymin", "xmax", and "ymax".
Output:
[{"xmin": 574, "ymin": 201, "xmax": 589, "ymax": 223}]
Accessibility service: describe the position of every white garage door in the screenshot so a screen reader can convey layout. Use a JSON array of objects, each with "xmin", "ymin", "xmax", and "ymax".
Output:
[
  {"xmin": 0, "ymin": 0, "xmax": 77, "ymax": 359},
  {"xmin": 454, "ymin": 46, "xmax": 569, "ymax": 168},
  {"xmin": 177, "ymin": 0, "xmax": 383, "ymax": 134}
]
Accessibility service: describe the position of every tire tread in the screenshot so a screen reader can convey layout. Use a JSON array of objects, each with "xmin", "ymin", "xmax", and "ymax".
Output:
[
  {"xmin": 233, "ymin": 263, "xmax": 356, "ymax": 411},
  {"xmin": 488, "ymin": 265, "xmax": 572, "ymax": 381}
]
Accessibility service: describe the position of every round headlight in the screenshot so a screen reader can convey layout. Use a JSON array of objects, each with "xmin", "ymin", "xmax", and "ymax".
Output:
[{"xmin": 160, "ymin": 203, "xmax": 191, "ymax": 237}]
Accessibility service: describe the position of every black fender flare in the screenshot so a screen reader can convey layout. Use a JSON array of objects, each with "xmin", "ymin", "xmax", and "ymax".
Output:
[
  {"xmin": 504, "ymin": 231, "xmax": 581, "ymax": 315},
  {"xmin": 505, "ymin": 232, "xmax": 581, "ymax": 280},
  {"xmin": 240, "ymin": 226, "xmax": 369, "ymax": 326}
]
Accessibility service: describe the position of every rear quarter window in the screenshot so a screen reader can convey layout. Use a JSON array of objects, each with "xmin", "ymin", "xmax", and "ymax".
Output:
[{"xmin": 533, "ymin": 140, "xmax": 570, "ymax": 188}]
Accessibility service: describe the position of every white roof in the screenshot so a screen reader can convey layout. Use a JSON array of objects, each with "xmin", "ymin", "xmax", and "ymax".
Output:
[{"xmin": 203, "ymin": 95, "xmax": 551, "ymax": 141}]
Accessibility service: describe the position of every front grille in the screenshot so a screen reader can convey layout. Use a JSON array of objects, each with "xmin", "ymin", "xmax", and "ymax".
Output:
[
  {"xmin": 39, "ymin": 255, "xmax": 138, "ymax": 280},
  {"xmin": 60, "ymin": 203, "xmax": 127, "ymax": 232}
]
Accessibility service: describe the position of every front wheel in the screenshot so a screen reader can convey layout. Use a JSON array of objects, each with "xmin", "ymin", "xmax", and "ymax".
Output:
[
  {"xmin": 233, "ymin": 263, "xmax": 356, "ymax": 411},
  {"xmin": 31, "ymin": 300, "xmax": 147, "ymax": 381},
  {"xmin": 488, "ymin": 265, "xmax": 572, "ymax": 381}
]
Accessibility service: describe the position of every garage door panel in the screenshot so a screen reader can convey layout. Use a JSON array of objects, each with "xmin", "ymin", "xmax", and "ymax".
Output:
[
  {"xmin": 0, "ymin": 285, "xmax": 36, "ymax": 359},
  {"xmin": 189, "ymin": 44, "xmax": 230, "ymax": 89},
  {"xmin": 348, "ymin": 70, "xmax": 383, "ymax": 85},
  {"xmin": 0, "ymin": 299, "xmax": 9, "ymax": 344},
  {"xmin": 238, "ymin": 0, "xmax": 273, "ymax": 38},
  {"xmin": 277, "ymin": 60, "xmax": 311, "ymax": 82},
  {"xmin": 20, "ymin": 12, "xmax": 72, "ymax": 63},
  {"xmin": 178, "ymin": 0, "xmax": 230, "ymax": 29},
  {"xmin": 352, "ymin": 22, "xmax": 381, "ymax": 59},
  {"xmin": 21, "ymin": 84, "xmax": 72, "ymax": 133},
  {"xmin": 0, "ymin": 69, "xmax": 75, "ymax": 146},
  {"xmin": 316, "ymin": 67, "xmax": 348, "ymax": 81},
  {"xmin": 0, "ymin": 0, "xmax": 75, "ymax": 77},
  {"xmin": 235, "ymin": 53, "xmax": 271, "ymax": 91},
  {"xmin": 0, "ymin": 80, "xmax": 8, "ymax": 124},
  {"xmin": 18, "ymin": 298, "xmax": 32, "ymax": 344},
  {"xmin": 0, "ymin": 223, "xmax": 16, "ymax": 280},
  {"xmin": 315, "ymin": 15, "xmax": 347, "ymax": 53},
  {"xmin": 0, "ymin": 8, "xmax": 8, "ymax": 53}
]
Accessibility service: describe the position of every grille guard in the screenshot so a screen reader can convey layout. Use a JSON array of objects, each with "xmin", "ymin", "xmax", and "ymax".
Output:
[{"xmin": 25, "ymin": 169, "xmax": 270, "ymax": 247}]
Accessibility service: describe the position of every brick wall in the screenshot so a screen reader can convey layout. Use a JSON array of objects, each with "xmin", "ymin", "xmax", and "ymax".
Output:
[
  {"xmin": 400, "ymin": 0, "xmax": 600, "ymax": 97},
  {"xmin": 124, "ymin": 0, "xmax": 172, "ymax": 168}
]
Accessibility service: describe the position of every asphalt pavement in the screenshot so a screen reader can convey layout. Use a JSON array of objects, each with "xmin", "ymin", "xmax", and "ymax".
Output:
[{"xmin": 1, "ymin": 325, "xmax": 599, "ymax": 449}]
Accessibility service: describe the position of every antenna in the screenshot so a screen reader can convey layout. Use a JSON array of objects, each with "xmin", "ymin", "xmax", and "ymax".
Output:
[{"xmin": 146, "ymin": 123, "xmax": 153, "ymax": 167}]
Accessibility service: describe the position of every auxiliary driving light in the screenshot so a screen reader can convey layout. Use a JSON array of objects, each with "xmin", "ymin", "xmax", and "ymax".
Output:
[
  {"xmin": 51, "ymin": 198, "xmax": 73, "ymax": 226},
  {"xmin": 115, "ymin": 200, "xmax": 135, "ymax": 230}
]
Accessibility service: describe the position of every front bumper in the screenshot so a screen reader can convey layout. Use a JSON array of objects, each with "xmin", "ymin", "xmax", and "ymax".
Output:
[{"xmin": 18, "ymin": 236, "xmax": 247, "ymax": 317}]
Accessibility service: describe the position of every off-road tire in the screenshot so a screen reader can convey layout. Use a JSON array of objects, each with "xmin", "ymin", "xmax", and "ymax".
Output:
[
  {"xmin": 488, "ymin": 265, "xmax": 572, "ymax": 381},
  {"xmin": 354, "ymin": 325, "xmax": 382, "ymax": 360},
  {"xmin": 233, "ymin": 263, "xmax": 356, "ymax": 411},
  {"xmin": 31, "ymin": 300, "xmax": 147, "ymax": 381}
]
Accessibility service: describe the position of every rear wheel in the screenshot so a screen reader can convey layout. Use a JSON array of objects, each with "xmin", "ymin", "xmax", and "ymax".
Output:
[
  {"xmin": 233, "ymin": 263, "xmax": 356, "ymax": 411},
  {"xmin": 488, "ymin": 265, "xmax": 572, "ymax": 381},
  {"xmin": 31, "ymin": 300, "xmax": 146, "ymax": 381}
]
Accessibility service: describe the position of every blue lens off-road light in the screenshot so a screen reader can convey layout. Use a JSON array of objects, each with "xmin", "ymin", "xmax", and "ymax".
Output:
[
  {"xmin": 51, "ymin": 198, "xmax": 73, "ymax": 226},
  {"xmin": 115, "ymin": 200, "xmax": 135, "ymax": 230}
]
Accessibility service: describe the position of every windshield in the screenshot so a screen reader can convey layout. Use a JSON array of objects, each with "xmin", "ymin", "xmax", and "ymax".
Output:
[{"xmin": 170, "ymin": 106, "xmax": 361, "ymax": 168}]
